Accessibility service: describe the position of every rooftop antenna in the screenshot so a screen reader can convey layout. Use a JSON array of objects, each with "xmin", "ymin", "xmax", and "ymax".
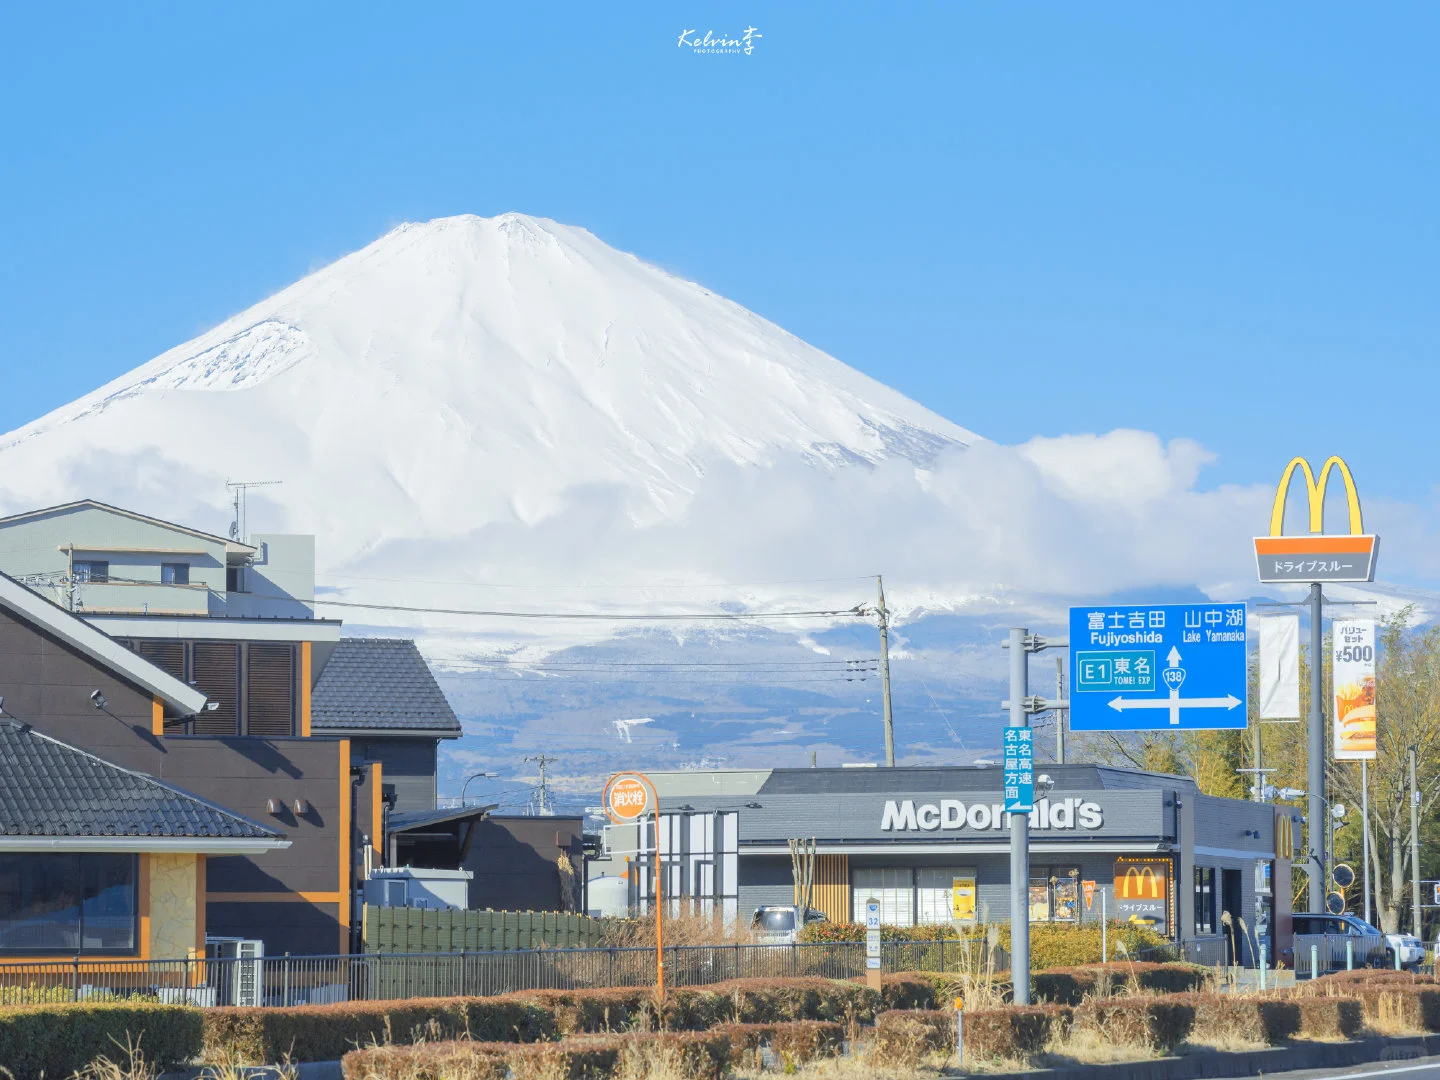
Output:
[{"xmin": 225, "ymin": 480, "xmax": 283, "ymax": 542}]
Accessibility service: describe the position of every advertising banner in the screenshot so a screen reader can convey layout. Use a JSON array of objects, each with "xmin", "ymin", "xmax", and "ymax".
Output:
[
  {"xmin": 1259, "ymin": 615, "xmax": 1300, "ymax": 719},
  {"xmin": 951, "ymin": 877, "xmax": 976, "ymax": 922},
  {"xmin": 1114, "ymin": 857, "xmax": 1169, "ymax": 934},
  {"xmin": 1333, "ymin": 619, "xmax": 1377, "ymax": 760}
]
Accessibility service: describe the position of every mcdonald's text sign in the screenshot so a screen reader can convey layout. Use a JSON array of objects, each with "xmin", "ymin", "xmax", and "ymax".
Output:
[{"xmin": 1254, "ymin": 456, "xmax": 1378, "ymax": 584}]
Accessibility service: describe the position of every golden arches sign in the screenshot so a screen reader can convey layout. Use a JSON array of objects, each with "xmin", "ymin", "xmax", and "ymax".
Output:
[
  {"xmin": 1118, "ymin": 866, "xmax": 1161, "ymax": 899},
  {"xmin": 1254, "ymin": 455, "xmax": 1377, "ymax": 584},
  {"xmin": 1267, "ymin": 456, "xmax": 1364, "ymax": 537}
]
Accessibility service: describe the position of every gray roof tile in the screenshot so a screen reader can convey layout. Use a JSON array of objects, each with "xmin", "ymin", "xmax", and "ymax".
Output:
[
  {"xmin": 0, "ymin": 720, "xmax": 283, "ymax": 839},
  {"xmin": 311, "ymin": 638, "xmax": 461, "ymax": 736}
]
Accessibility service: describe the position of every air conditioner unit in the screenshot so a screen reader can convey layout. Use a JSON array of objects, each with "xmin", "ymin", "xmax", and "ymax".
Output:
[{"xmin": 207, "ymin": 936, "xmax": 264, "ymax": 1007}]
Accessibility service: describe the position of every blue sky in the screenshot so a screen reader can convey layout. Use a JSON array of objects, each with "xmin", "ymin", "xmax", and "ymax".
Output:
[{"xmin": 1, "ymin": 2, "xmax": 1436, "ymax": 506}]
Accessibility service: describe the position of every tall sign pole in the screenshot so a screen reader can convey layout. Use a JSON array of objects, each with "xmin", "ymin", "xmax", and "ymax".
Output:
[
  {"xmin": 1253, "ymin": 456, "xmax": 1377, "ymax": 916},
  {"xmin": 1007, "ymin": 628, "xmax": 1030, "ymax": 1003},
  {"xmin": 1001, "ymin": 629, "xmax": 1066, "ymax": 1006},
  {"xmin": 1308, "ymin": 582, "xmax": 1325, "ymax": 914}
]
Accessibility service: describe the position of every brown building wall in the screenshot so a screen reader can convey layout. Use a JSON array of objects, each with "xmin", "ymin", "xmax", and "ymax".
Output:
[
  {"xmin": 0, "ymin": 608, "xmax": 163, "ymax": 773},
  {"xmin": 0, "ymin": 607, "xmax": 362, "ymax": 955}
]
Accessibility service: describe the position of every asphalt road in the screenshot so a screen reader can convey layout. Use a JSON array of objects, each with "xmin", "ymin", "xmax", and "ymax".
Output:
[{"xmin": 1263, "ymin": 1049, "xmax": 1440, "ymax": 1080}]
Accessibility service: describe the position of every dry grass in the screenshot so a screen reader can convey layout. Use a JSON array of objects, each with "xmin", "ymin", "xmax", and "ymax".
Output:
[{"xmin": 604, "ymin": 910, "xmax": 757, "ymax": 947}]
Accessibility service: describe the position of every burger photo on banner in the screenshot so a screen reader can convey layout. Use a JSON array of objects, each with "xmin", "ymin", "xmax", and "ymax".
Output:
[{"xmin": 1333, "ymin": 619, "xmax": 1377, "ymax": 760}]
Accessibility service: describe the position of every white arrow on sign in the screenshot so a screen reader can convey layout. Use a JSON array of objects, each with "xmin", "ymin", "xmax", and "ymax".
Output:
[{"xmin": 1108, "ymin": 648, "xmax": 1241, "ymax": 725}]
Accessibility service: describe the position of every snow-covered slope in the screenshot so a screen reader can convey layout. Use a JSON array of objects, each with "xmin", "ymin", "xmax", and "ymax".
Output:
[{"xmin": 0, "ymin": 213, "xmax": 976, "ymax": 574}]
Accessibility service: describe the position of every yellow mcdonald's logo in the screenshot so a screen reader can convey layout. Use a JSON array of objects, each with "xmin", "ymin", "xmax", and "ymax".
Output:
[
  {"xmin": 1268, "ymin": 456, "xmax": 1364, "ymax": 537},
  {"xmin": 1119, "ymin": 865, "xmax": 1162, "ymax": 898},
  {"xmin": 1276, "ymin": 815, "xmax": 1293, "ymax": 859}
]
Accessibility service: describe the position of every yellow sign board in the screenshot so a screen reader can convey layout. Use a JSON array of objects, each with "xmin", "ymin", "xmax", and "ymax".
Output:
[{"xmin": 951, "ymin": 877, "xmax": 976, "ymax": 922}]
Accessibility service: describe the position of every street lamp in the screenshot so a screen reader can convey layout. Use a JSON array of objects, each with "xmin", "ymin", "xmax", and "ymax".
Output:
[{"xmin": 460, "ymin": 772, "xmax": 497, "ymax": 805}]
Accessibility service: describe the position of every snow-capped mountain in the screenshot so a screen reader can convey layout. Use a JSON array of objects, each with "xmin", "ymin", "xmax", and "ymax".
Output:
[{"xmin": 0, "ymin": 213, "xmax": 977, "ymax": 574}]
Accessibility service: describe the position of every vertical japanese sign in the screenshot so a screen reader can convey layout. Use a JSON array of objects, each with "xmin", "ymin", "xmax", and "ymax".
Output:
[
  {"xmin": 864, "ymin": 898, "xmax": 881, "ymax": 969},
  {"xmin": 1333, "ymin": 619, "xmax": 1376, "ymax": 760},
  {"xmin": 1002, "ymin": 727, "xmax": 1034, "ymax": 812}
]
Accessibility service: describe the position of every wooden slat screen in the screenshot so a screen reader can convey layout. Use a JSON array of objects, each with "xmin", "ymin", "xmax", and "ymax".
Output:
[
  {"xmin": 192, "ymin": 643, "xmax": 240, "ymax": 735},
  {"xmin": 813, "ymin": 854, "xmax": 850, "ymax": 923},
  {"xmin": 246, "ymin": 643, "xmax": 295, "ymax": 737},
  {"xmin": 136, "ymin": 640, "xmax": 185, "ymax": 681}
]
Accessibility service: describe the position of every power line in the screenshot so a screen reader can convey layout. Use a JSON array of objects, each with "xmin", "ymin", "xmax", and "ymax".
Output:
[{"xmin": 312, "ymin": 598, "xmax": 867, "ymax": 620}]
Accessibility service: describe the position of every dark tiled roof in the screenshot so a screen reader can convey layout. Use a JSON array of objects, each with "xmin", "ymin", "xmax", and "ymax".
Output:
[
  {"xmin": 311, "ymin": 638, "xmax": 462, "ymax": 736},
  {"xmin": 0, "ymin": 720, "xmax": 283, "ymax": 839}
]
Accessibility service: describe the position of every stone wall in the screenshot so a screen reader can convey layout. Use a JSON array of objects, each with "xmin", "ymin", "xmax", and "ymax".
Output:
[{"xmin": 148, "ymin": 853, "xmax": 200, "ymax": 960}]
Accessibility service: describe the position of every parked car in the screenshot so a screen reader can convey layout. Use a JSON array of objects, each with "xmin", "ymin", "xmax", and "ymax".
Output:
[
  {"xmin": 1292, "ymin": 913, "xmax": 1424, "ymax": 970},
  {"xmin": 750, "ymin": 906, "xmax": 827, "ymax": 943}
]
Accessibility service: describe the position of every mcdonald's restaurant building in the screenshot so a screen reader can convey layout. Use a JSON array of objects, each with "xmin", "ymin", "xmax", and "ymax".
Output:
[{"xmin": 589, "ymin": 764, "xmax": 1293, "ymax": 966}]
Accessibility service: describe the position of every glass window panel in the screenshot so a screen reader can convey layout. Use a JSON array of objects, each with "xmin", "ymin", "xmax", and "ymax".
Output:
[
  {"xmin": 852, "ymin": 867, "xmax": 913, "ymax": 926},
  {"xmin": 81, "ymin": 855, "xmax": 136, "ymax": 951},
  {"xmin": 916, "ymin": 867, "xmax": 972, "ymax": 924},
  {"xmin": 0, "ymin": 855, "xmax": 81, "ymax": 952}
]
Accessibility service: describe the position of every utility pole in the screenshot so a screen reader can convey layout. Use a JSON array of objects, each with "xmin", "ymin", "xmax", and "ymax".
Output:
[
  {"xmin": 1253, "ymin": 716, "xmax": 1263, "ymax": 803},
  {"xmin": 877, "ymin": 575, "xmax": 896, "ymax": 767},
  {"xmin": 525, "ymin": 754, "xmax": 558, "ymax": 816},
  {"xmin": 1410, "ymin": 747, "xmax": 1422, "ymax": 938},
  {"xmin": 1055, "ymin": 656, "xmax": 1065, "ymax": 765},
  {"xmin": 1308, "ymin": 583, "xmax": 1325, "ymax": 913}
]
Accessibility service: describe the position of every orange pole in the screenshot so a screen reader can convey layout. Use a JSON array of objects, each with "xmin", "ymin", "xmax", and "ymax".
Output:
[{"xmin": 654, "ymin": 788, "xmax": 665, "ymax": 1000}]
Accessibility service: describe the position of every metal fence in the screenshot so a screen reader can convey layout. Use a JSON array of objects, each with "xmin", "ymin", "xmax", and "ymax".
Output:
[
  {"xmin": 0, "ymin": 940, "xmax": 1009, "ymax": 1008},
  {"xmin": 1294, "ymin": 933, "xmax": 1389, "ymax": 978}
]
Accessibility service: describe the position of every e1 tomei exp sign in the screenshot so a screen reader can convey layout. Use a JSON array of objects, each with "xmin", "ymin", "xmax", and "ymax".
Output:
[{"xmin": 1069, "ymin": 604, "xmax": 1247, "ymax": 731}]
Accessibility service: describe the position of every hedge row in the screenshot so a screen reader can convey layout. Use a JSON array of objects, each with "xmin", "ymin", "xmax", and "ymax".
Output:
[
  {"xmin": 0, "ymin": 1003, "xmax": 203, "ymax": 1080},
  {"xmin": 712, "ymin": 1020, "xmax": 845, "ymax": 1066},
  {"xmin": 205, "ymin": 977, "xmax": 883, "ymax": 1064},
  {"xmin": 1295, "ymin": 997, "xmax": 1365, "ymax": 1039},
  {"xmin": 1033, "ymin": 962, "xmax": 1209, "ymax": 1004},
  {"xmin": 341, "ymin": 1031, "xmax": 731, "ymax": 1080}
]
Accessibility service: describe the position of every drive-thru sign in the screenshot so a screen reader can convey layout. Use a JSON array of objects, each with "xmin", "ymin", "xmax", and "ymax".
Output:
[{"xmin": 1068, "ymin": 604, "xmax": 1247, "ymax": 730}]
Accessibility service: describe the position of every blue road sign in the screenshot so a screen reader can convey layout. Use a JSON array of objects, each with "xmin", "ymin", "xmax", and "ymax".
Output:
[
  {"xmin": 1002, "ymin": 727, "xmax": 1034, "ymax": 811},
  {"xmin": 1068, "ymin": 603, "xmax": 1247, "ymax": 731}
]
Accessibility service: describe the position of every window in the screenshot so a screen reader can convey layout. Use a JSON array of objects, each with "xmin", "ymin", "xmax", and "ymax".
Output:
[
  {"xmin": 161, "ymin": 562, "xmax": 190, "ymax": 586},
  {"xmin": 852, "ymin": 867, "xmax": 913, "ymax": 926},
  {"xmin": 1028, "ymin": 867, "xmax": 1080, "ymax": 922},
  {"xmin": 0, "ymin": 854, "xmax": 137, "ymax": 954},
  {"xmin": 73, "ymin": 560, "xmax": 109, "ymax": 583},
  {"xmin": 1194, "ymin": 867, "xmax": 1217, "ymax": 935},
  {"xmin": 916, "ymin": 867, "xmax": 973, "ymax": 924},
  {"xmin": 226, "ymin": 567, "xmax": 245, "ymax": 593}
]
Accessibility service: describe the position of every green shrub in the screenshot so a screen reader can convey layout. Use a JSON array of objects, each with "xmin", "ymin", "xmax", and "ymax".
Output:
[
  {"xmin": 0, "ymin": 1002, "xmax": 203, "ymax": 1080},
  {"xmin": 1169, "ymin": 993, "xmax": 1300, "ymax": 1046},
  {"xmin": 1294, "ymin": 997, "xmax": 1364, "ymax": 1039},
  {"xmin": 963, "ymin": 1005, "xmax": 1069, "ymax": 1063},
  {"xmin": 994, "ymin": 922, "xmax": 1169, "ymax": 969},
  {"xmin": 712, "ymin": 1020, "xmax": 845, "ymax": 1066},
  {"xmin": 798, "ymin": 921, "xmax": 961, "ymax": 943},
  {"xmin": 341, "ymin": 1031, "xmax": 730, "ymax": 1080},
  {"xmin": 1073, "ymin": 996, "xmax": 1195, "ymax": 1051}
]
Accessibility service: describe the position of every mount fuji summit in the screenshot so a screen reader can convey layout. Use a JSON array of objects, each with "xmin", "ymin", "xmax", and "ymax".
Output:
[{"xmin": 0, "ymin": 213, "xmax": 979, "ymax": 583}]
